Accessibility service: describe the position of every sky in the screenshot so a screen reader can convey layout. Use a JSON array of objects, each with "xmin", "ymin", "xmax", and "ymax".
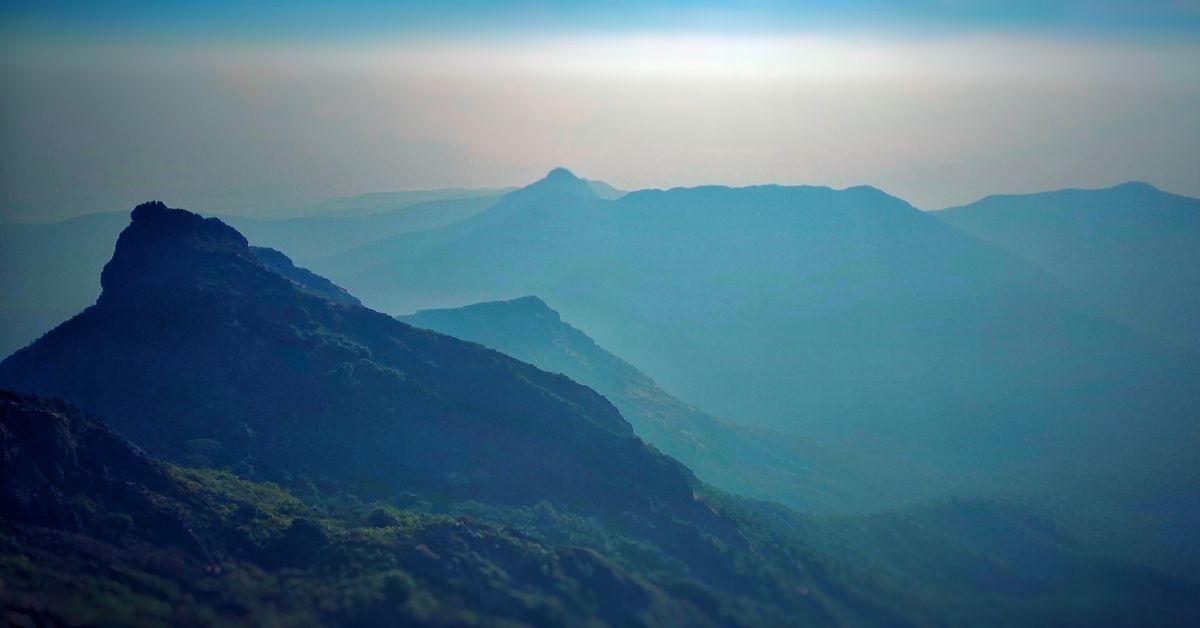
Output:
[{"xmin": 1, "ymin": 1, "xmax": 1198, "ymax": 222}]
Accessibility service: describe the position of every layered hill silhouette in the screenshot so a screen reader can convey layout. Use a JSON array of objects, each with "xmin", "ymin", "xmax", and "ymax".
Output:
[
  {"xmin": 316, "ymin": 170, "xmax": 1200, "ymax": 577},
  {"xmin": 937, "ymin": 182, "xmax": 1200, "ymax": 352},
  {"xmin": 4, "ymin": 200, "xmax": 1200, "ymax": 625},
  {"xmin": 401, "ymin": 295, "xmax": 942, "ymax": 513},
  {"xmin": 318, "ymin": 175, "xmax": 1198, "ymax": 466},
  {"xmin": 0, "ymin": 201, "xmax": 900, "ymax": 625}
]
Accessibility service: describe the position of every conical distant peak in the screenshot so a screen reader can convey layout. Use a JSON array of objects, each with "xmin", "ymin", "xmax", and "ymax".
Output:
[
  {"xmin": 544, "ymin": 167, "xmax": 580, "ymax": 182},
  {"xmin": 524, "ymin": 167, "xmax": 596, "ymax": 198},
  {"xmin": 1112, "ymin": 181, "xmax": 1160, "ymax": 193}
]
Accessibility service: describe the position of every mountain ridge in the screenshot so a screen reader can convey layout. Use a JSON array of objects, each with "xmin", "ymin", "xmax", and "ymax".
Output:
[
  {"xmin": 401, "ymin": 294, "xmax": 947, "ymax": 514},
  {"xmin": 0, "ymin": 200, "xmax": 915, "ymax": 625},
  {"xmin": 936, "ymin": 181, "xmax": 1200, "ymax": 352}
]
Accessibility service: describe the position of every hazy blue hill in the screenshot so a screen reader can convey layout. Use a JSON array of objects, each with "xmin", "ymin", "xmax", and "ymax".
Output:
[
  {"xmin": 586, "ymin": 178, "xmax": 626, "ymax": 200},
  {"xmin": 316, "ymin": 167, "xmax": 609, "ymax": 297},
  {"xmin": 402, "ymin": 295, "xmax": 1200, "ymax": 611},
  {"xmin": 936, "ymin": 182, "xmax": 1200, "ymax": 352},
  {"xmin": 401, "ymin": 295, "xmax": 944, "ymax": 514},
  {"xmin": 315, "ymin": 170, "xmax": 1200, "ymax": 578},
  {"xmin": 315, "ymin": 170, "xmax": 1199, "ymax": 470}
]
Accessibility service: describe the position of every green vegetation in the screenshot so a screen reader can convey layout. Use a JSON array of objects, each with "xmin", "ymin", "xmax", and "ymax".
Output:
[{"xmin": 0, "ymin": 390, "xmax": 887, "ymax": 626}]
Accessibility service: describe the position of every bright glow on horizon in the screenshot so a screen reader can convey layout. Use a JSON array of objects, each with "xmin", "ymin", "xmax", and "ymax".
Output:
[{"xmin": 2, "ymin": 28, "xmax": 1198, "ymax": 221}]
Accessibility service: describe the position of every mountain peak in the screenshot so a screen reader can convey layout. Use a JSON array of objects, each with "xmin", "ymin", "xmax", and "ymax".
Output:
[
  {"xmin": 1111, "ymin": 181, "xmax": 1161, "ymax": 194},
  {"xmin": 130, "ymin": 199, "xmax": 170, "ymax": 221},
  {"xmin": 99, "ymin": 202, "xmax": 254, "ymax": 306},
  {"xmin": 544, "ymin": 167, "xmax": 580, "ymax": 181},
  {"xmin": 508, "ymin": 294, "xmax": 553, "ymax": 310},
  {"xmin": 522, "ymin": 168, "xmax": 596, "ymax": 198},
  {"xmin": 122, "ymin": 200, "xmax": 247, "ymax": 251}
]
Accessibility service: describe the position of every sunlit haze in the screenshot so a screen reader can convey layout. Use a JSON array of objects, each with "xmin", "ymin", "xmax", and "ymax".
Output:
[{"xmin": 2, "ymin": 1, "xmax": 1198, "ymax": 221}]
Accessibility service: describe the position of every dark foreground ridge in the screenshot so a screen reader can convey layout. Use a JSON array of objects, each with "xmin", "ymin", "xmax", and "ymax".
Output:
[
  {"xmin": 0, "ymin": 201, "xmax": 893, "ymax": 626},
  {"xmin": 0, "ymin": 389, "xmax": 741, "ymax": 626}
]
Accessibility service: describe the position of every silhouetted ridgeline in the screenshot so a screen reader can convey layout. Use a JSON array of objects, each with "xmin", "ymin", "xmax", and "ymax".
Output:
[
  {"xmin": 937, "ymin": 182, "xmax": 1200, "ymax": 352},
  {"xmin": 3, "ymin": 197, "xmax": 1199, "ymax": 626},
  {"xmin": 318, "ymin": 171, "xmax": 1200, "ymax": 579},
  {"xmin": 401, "ymin": 295, "xmax": 942, "ymax": 514}
]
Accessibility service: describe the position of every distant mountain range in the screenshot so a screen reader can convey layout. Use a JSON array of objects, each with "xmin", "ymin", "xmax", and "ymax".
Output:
[
  {"xmin": 309, "ymin": 170, "xmax": 1200, "ymax": 578},
  {"xmin": 936, "ymin": 181, "xmax": 1200, "ymax": 353},
  {"xmin": 5, "ymin": 175, "xmax": 1197, "ymax": 570}
]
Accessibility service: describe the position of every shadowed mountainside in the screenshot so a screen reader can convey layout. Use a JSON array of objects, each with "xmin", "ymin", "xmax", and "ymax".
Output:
[
  {"xmin": 0, "ymin": 389, "xmax": 751, "ymax": 626},
  {"xmin": 401, "ymin": 295, "xmax": 944, "ymax": 514},
  {"xmin": 0, "ymin": 202, "xmax": 703, "ymax": 522}
]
